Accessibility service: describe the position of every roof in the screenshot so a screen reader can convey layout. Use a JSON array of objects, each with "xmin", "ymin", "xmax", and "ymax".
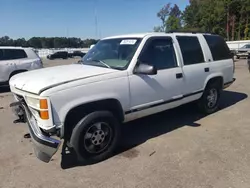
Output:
[
  {"xmin": 0, "ymin": 46, "xmax": 32, "ymax": 49},
  {"xmin": 103, "ymin": 33, "xmax": 154, "ymax": 40},
  {"xmin": 102, "ymin": 32, "xmax": 214, "ymax": 40}
]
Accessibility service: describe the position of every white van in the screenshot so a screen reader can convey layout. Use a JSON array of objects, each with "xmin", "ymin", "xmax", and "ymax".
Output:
[{"xmin": 0, "ymin": 47, "xmax": 43, "ymax": 85}]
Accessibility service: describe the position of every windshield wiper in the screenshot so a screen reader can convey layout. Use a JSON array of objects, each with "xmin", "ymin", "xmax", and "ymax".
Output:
[{"xmin": 91, "ymin": 59, "xmax": 111, "ymax": 68}]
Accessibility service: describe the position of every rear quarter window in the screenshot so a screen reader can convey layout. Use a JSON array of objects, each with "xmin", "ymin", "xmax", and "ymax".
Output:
[{"xmin": 203, "ymin": 35, "xmax": 231, "ymax": 61}]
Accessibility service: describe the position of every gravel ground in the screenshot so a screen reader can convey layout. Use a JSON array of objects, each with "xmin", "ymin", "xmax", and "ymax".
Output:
[{"xmin": 0, "ymin": 58, "xmax": 250, "ymax": 188}]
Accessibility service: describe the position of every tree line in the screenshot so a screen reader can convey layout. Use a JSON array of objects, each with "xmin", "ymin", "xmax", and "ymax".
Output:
[
  {"xmin": 154, "ymin": 0, "xmax": 250, "ymax": 41},
  {"xmin": 0, "ymin": 36, "xmax": 99, "ymax": 48}
]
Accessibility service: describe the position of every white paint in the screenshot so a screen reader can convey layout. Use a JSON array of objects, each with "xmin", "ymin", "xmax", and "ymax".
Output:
[
  {"xmin": 9, "ymin": 32, "xmax": 235, "ymax": 132},
  {"xmin": 9, "ymin": 64, "xmax": 119, "ymax": 94}
]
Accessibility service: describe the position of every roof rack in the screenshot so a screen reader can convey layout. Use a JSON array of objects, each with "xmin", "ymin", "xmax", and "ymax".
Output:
[{"xmin": 167, "ymin": 30, "xmax": 215, "ymax": 35}]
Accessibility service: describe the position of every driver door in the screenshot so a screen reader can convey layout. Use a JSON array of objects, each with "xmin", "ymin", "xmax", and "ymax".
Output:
[{"xmin": 126, "ymin": 37, "xmax": 185, "ymax": 120}]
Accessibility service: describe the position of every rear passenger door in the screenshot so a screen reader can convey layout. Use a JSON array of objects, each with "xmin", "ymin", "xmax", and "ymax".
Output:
[{"xmin": 176, "ymin": 35, "xmax": 209, "ymax": 95}]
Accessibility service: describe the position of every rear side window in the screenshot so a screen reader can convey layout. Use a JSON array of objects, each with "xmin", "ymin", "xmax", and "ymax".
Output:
[
  {"xmin": 177, "ymin": 36, "xmax": 204, "ymax": 65},
  {"xmin": 203, "ymin": 35, "xmax": 231, "ymax": 61},
  {"xmin": 0, "ymin": 50, "xmax": 3, "ymax": 60},
  {"xmin": 2, "ymin": 49, "xmax": 27, "ymax": 60}
]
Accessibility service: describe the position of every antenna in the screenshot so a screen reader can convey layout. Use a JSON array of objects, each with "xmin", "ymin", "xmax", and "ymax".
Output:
[{"xmin": 94, "ymin": 0, "xmax": 98, "ymax": 39}]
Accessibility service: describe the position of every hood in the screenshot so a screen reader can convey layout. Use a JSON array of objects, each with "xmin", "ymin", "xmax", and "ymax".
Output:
[{"xmin": 9, "ymin": 64, "xmax": 118, "ymax": 94}]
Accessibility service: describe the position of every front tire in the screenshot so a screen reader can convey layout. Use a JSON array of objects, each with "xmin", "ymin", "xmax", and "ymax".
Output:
[
  {"xmin": 70, "ymin": 111, "xmax": 121, "ymax": 164},
  {"xmin": 198, "ymin": 82, "xmax": 221, "ymax": 114}
]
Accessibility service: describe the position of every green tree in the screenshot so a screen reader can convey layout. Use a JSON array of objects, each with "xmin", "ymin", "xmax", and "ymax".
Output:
[
  {"xmin": 154, "ymin": 3, "xmax": 182, "ymax": 32},
  {"xmin": 154, "ymin": 3, "xmax": 171, "ymax": 32},
  {"xmin": 166, "ymin": 4, "xmax": 182, "ymax": 31},
  {"xmin": 28, "ymin": 37, "xmax": 42, "ymax": 48},
  {"xmin": 182, "ymin": 0, "xmax": 250, "ymax": 40},
  {"xmin": 0, "ymin": 36, "xmax": 99, "ymax": 48}
]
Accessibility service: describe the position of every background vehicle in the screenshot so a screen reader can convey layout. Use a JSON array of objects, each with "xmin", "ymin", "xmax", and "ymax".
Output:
[
  {"xmin": 0, "ymin": 47, "xmax": 43, "ymax": 85},
  {"xmin": 47, "ymin": 51, "xmax": 68, "ymax": 60},
  {"xmin": 68, "ymin": 51, "xmax": 86, "ymax": 58},
  {"xmin": 235, "ymin": 44, "xmax": 250, "ymax": 59},
  {"xmin": 9, "ymin": 32, "xmax": 235, "ymax": 164}
]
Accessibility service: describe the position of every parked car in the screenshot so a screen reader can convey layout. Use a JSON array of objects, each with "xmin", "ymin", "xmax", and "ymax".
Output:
[
  {"xmin": 0, "ymin": 47, "xmax": 43, "ymax": 86},
  {"xmin": 47, "ymin": 51, "xmax": 68, "ymax": 60},
  {"xmin": 73, "ymin": 50, "xmax": 86, "ymax": 57},
  {"xmin": 9, "ymin": 32, "xmax": 235, "ymax": 164},
  {"xmin": 68, "ymin": 51, "xmax": 86, "ymax": 58},
  {"xmin": 235, "ymin": 44, "xmax": 250, "ymax": 59}
]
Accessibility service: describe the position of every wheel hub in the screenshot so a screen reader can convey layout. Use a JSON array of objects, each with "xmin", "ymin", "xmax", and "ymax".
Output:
[
  {"xmin": 83, "ymin": 122, "xmax": 112, "ymax": 154},
  {"xmin": 207, "ymin": 88, "xmax": 218, "ymax": 108},
  {"xmin": 91, "ymin": 130, "xmax": 105, "ymax": 145}
]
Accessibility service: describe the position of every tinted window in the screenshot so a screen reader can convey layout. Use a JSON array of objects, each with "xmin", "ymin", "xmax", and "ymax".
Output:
[
  {"xmin": 2, "ymin": 49, "xmax": 27, "ymax": 60},
  {"xmin": 177, "ymin": 36, "xmax": 204, "ymax": 65},
  {"xmin": 203, "ymin": 35, "xmax": 231, "ymax": 61},
  {"xmin": 139, "ymin": 38, "xmax": 177, "ymax": 70},
  {"xmin": 0, "ymin": 50, "xmax": 3, "ymax": 60}
]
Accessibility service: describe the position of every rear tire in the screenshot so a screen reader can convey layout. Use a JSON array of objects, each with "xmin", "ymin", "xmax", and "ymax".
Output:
[
  {"xmin": 70, "ymin": 111, "xmax": 121, "ymax": 164},
  {"xmin": 197, "ymin": 82, "xmax": 221, "ymax": 114}
]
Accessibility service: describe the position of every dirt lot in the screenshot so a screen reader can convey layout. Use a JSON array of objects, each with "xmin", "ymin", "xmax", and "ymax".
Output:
[{"xmin": 0, "ymin": 58, "xmax": 250, "ymax": 188}]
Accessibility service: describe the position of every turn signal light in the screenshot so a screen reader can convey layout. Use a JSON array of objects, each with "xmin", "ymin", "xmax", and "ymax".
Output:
[
  {"xmin": 40, "ymin": 99, "xmax": 48, "ymax": 109},
  {"xmin": 40, "ymin": 110, "xmax": 49, "ymax": 120}
]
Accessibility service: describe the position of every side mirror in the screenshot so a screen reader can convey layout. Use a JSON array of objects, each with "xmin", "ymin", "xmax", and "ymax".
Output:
[{"xmin": 134, "ymin": 63, "xmax": 157, "ymax": 75}]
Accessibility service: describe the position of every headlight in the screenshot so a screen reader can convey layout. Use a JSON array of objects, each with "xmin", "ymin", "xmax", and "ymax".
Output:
[
  {"xmin": 25, "ymin": 97, "xmax": 49, "ymax": 120},
  {"xmin": 25, "ymin": 96, "xmax": 40, "ymax": 109}
]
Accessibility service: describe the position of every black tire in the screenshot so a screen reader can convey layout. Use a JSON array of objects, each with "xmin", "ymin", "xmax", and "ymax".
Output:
[
  {"xmin": 70, "ymin": 111, "xmax": 121, "ymax": 164},
  {"xmin": 197, "ymin": 82, "xmax": 221, "ymax": 114},
  {"xmin": 236, "ymin": 56, "xmax": 240, "ymax": 59}
]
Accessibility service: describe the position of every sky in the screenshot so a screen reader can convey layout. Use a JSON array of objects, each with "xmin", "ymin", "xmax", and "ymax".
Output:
[{"xmin": 0, "ymin": 0, "xmax": 189, "ymax": 39}]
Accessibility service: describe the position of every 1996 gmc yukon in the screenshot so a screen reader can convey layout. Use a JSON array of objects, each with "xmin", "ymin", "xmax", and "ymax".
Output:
[{"xmin": 9, "ymin": 32, "xmax": 235, "ymax": 164}]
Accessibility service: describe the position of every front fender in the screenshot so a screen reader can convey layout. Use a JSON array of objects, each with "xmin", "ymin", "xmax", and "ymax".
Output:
[
  {"xmin": 59, "ymin": 94, "xmax": 124, "ymax": 123},
  {"xmin": 48, "ymin": 76, "xmax": 130, "ymax": 125}
]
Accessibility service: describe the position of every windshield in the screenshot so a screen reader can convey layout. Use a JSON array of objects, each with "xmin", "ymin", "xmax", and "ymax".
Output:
[
  {"xmin": 81, "ymin": 38, "xmax": 142, "ymax": 70},
  {"xmin": 241, "ymin": 44, "xmax": 250, "ymax": 48}
]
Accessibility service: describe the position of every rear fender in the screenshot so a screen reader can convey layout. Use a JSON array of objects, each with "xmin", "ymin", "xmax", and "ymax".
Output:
[{"xmin": 203, "ymin": 73, "xmax": 224, "ymax": 89}]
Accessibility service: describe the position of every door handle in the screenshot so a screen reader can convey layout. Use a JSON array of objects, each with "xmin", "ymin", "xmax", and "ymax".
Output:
[
  {"xmin": 176, "ymin": 73, "xmax": 183, "ymax": 79},
  {"xmin": 204, "ymin": 67, "xmax": 209, "ymax": 72}
]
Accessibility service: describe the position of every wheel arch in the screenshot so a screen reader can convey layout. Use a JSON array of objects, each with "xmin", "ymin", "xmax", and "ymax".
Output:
[
  {"xmin": 62, "ymin": 98, "xmax": 124, "ymax": 139},
  {"xmin": 204, "ymin": 74, "xmax": 224, "ymax": 90}
]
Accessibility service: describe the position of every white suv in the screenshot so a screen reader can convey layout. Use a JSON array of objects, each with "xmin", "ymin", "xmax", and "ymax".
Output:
[
  {"xmin": 9, "ymin": 32, "xmax": 235, "ymax": 164},
  {"xmin": 0, "ymin": 47, "xmax": 43, "ymax": 85}
]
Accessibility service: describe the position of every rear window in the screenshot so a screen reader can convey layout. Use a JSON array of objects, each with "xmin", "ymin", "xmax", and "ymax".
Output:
[
  {"xmin": 176, "ymin": 36, "xmax": 205, "ymax": 65},
  {"xmin": 203, "ymin": 35, "xmax": 231, "ymax": 61},
  {"xmin": 0, "ymin": 49, "xmax": 27, "ymax": 60}
]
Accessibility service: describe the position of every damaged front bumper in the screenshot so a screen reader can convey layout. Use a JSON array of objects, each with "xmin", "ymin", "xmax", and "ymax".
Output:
[{"xmin": 10, "ymin": 101, "xmax": 61, "ymax": 163}]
